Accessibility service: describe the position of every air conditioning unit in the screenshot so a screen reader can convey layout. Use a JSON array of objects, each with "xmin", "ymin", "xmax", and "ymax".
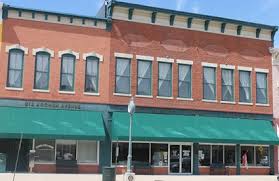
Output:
[{"xmin": 124, "ymin": 172, "xmax": 135, "ymax": 181}]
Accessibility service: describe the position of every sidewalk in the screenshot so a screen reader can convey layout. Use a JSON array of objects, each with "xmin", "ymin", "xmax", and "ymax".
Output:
[{"xmin": 0, "ymin": 173, "xmax": 278, "ymax": 181}]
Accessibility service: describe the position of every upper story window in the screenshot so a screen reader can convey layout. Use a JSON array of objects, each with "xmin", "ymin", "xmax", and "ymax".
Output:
[
  {"xmin": 256, "ymin": 72, "xmax": 268, "ymax": 104},
  {"xmin": 178, "ymin": 64, "xmax": 192, "ymax": 99},
  {"xmin": 203, "ymin": 67, "xmax": 216, "ymax": 100},
  {"xmin": 137, "ymin": 60, "xmax": 152, "ymax": 96},
  {"xmin": 85, "ymin": 56, "xmax": 99, "ymax": 93},
  {"xmin": 221, "ymin": 69, "xmax": 234, "ymax": 102},
  {"xmin": 7, "ymin": 49, "xmax": 24, "ymax": 88},
  {"xmin": 60, "ymin": 54, "xmax": 76, "ymax": 92},
  {"xmin": 34, "ymin": 52, "xmax": 50, "ymax": 90},
  {"xmin": 115, "ymin": 57, "xmax": 131, "ymax": 94},
  {"xmin": 239, "ymin": 70, "xmax": 251, "ymax": 103},
  {"xmin": 158, "ymin": 62, "xmax": 172, "ymax": 97}
]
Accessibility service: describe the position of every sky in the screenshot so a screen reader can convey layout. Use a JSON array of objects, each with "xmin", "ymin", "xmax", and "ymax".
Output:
[{"xmin": 1, "ymin": 0, "xmax": 279, "ymax": 47}]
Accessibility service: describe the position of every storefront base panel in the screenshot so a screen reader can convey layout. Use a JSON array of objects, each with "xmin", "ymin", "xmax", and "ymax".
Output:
[
  {"xmin": 240, "ymin": 168, "xmax": 270, "ymax": 175},
  {"xmin": 34, "ymin": 164, "xmax": 56, "ymax": 173},
  {"xmin": 34, "ymin": 164, "xmax": 100, "ymax": 174},
  {"xmin": 199, "ymin": 167, "xmax": 270, "ymax": 175},
  {"xmin": 116, "ymin": 166, "xmax": 168, "ymax": 175}
]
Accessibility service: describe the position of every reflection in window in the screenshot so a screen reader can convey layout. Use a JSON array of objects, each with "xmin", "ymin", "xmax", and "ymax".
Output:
[
  {"xmin": 241, "ymin": 146, "xmax": 255, "ymax": 166},
  {"xmin": 256, "ymin": 146, "xmax": 269, "ymax": 166},
  {"xmin": 212, "ymin": 145, "xmax": 223, "ymax": 164},
  {"xmin": 199, "ymin": 145, "xmax": 210, "ymax": 166},
  {"xmin": 224, "ymin": 146, "xmax": 235, "ymax": 166},
  {"xmin": 35, "ymin": 140, "xmax": 55, "ymax": 162},
  {"xmin": 56, "ymin": 140, "xmax": 76, "ymax": 161},
  {"xmin": 77, "ymin": 140, "xmax": 98, "ymax": 163},
  {"xmin": 151, "ymin": 144, "xmax": 168, "ymax": 166},
  {"xmin": 7, "ymin": 49, "xmax": 24, "ymax": 88}
]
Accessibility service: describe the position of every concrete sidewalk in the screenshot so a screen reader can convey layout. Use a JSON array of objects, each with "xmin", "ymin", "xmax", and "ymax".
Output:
[{"xmin": 0, "ymin": 173, "xmax": 278, "ymax": 181}]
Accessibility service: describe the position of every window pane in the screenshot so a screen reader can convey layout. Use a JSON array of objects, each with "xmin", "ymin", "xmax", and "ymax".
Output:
[
  {"xmin": 85, "ymin": 57, "xmax": 99, "ymax": 93},
  {"xmin": 35, "ymin": 72, "xmax": 48, "ymax": 90},
  {"xmin": 35, "ymin": 53, "xmax": 50, "ymax": 90},
  {"xmin": 225, "ymin": 146, "xmax": 235, "ymax": 166},
  {"xmin": 241, "ymin": 146, "xmax": 255, "ymax": 166},
  {"xmin": 35, "ymin": 140, "xmax": 55, "ymax": 162},
  {"xmin": 198, "ymin": 145, "xmax": 210, "ymax": 166},
  {"xmin": 115, "ymin": 58, "xmax": 130, "ymax": 94},
  {"xmin": 256, "ymin": 146, "xmax": 269, "ymax": 166},
  {"xmin": 137, "ymin": 60, "xmax": 152, "ymax": 95},
  {"xmin": 112, "ymin": 142, "xmax": 128, "ymax": 165},
  {"xmin": 7, "ymin": 50, "xmax": 24, "ymax": 88},
  {"xmin": 158, "ymin": 62, "xmax": 172, "ymax": 97},
  {"xmin": 60, "ymin": 55, "xmax": 75, "ymax": 91},
  {"xmin": 77, "ymin": 141, "xmax": 98, "ymax": 163},
  {"xmin": 62, "ymin": 56, "xmax": 74, "ymax": 74},
  {"xmin": 256, "ymin": 73, "xmax": 268, "ymax": 104},
  {"xmin": 56, "ymin": 140, "xmax": 76, "ymax": 161},
  {"xmin": 178, "ymin": 64, "xmax": 191, "ymax": 98},
  {"xmin": 222, "ymin": 69, "xmax": 234, "ymax": 102},
  {"xmin": 239, "ymin": 71, "xmax": 251, "ymax": 103},
  {"xmin": 203, "ymin": 67, "xmax": 216, "ymax": 100},
  {"xmin": 212, "ymin": 145, "xmax": 223, "ymax": 164},
  {"xmin": 151, "ymin": 144, "xmax": 168, "ymax": 166},
  {"xmin": 61, "ymin": 74, "xmax": 74, "ymax": 91}
]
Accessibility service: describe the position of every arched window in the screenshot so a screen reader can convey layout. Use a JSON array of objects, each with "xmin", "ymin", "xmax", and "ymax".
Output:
[
  {"xmin": 7, "ymin": 49, "xmax": 24, "ymax": 88},
  {"xmin": 85, "ymin": 56, "xmax": 99, "ymax": 93},
  {"xmin": 34, "ymin": 52, "xmax": 50, "ymax": 90},
  {"xmin": 60, "ymin": 54, "xmax": 76, "ymax": 91}
]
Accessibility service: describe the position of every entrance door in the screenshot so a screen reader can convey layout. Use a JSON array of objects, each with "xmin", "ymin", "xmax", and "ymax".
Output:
[{"xmin": 169, "ymin": 144, "xmax": 192, "ymax": 174}]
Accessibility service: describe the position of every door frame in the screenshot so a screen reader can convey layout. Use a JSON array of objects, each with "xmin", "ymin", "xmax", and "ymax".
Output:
[{"xmin": 168, "ymin": 143, "xmax": 193, "ymax": 175}]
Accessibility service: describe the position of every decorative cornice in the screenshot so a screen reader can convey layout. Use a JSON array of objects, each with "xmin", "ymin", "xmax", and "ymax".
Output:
[
  {"xmin": 5, "ymin": 44, "xmax": 28, "ymax": 54},
  {"xmin": 32, "ymin": 47, "xmax": 54, "ymax": 57},
  {"xmin": 114, "ymin": 52, "xmax": 133, "ymax": 59},
  {"xmin": 270, "ymin": 48, "xmax": 279, "ymax": 65},
  {"xmin": 83, "ymin": 52, "xmax": 104, "ymax": 62},
  {"xmin": 58, "ymin": 49, "xmax": 79, "ymax": 59}
]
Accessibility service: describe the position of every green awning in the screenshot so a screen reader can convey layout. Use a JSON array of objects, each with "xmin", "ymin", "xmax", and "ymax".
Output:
[
  {"xmin": 112, "ymin": 112, "xmax": 279, "ymax": 145},
  {"xmin": 0, "ymin": 106, "xmax": 105, "ymax": 140}
]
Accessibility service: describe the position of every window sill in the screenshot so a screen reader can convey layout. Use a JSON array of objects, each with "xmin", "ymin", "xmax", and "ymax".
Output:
[
  {"xmin": 220, "ymin": 101, "xmax": 236, "ymax": 104},
  {"xmin": 5, "ymin": 87, "xmax": 23, "ymax": 91},
  {"xmin": 84, "ymin": 92, "xmax": 100, "ymax": 96},
  {"xmin": 113, "ymin": 93, "xmax": 132, "ymax": 97},
  {"xmin": 239, "ymin": 102, "xmax": 253, "ymax": 106},
  {"xmin": 77, "ymin": 162, "xmax": 98, "ymax": 165},
  {"xmin": 177, "ymin": 97, "xmax": 194, "ymax": 101},
  {"xmin": 33, "ymin": 89, "xmax": 50, "ymax": 93},
  {"xmin": 59, "ymin": 91, "xmax": 75, "ymax": 95},
  {"xmin": 135, "ymin": 95, "xmax": 153, "ymax": 98},
  {"xmin": 156, "ymin": 96, "xmax": 174, "ymax": 100},
  {"xmin": 34, "ymin": 162, "xmax": 55, "ymax": 165},
  {"xmin": 256, "ymin": 103, "xmax": 270, "ymax": 107},
  {"xmin": 202, "ymin": 99, "xmax": 217, "ymax": 103}
]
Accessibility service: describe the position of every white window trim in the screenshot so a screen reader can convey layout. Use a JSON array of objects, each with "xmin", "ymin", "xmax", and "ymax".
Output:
[
  {"xmin": 114, "ymin": 52, "xmax": 133, "ymax": 59},
  {"xmin": 58, "ymin": 49, "xmax": 79, "ymax": 59},
  {"xmin": 220, "ymin": 64, "xmax": 235, "ymax": 69},
  {"xmin": 135, "ymin": 95, "xmax": 153, "ymax": 98},
  {"xmin": 237, "ymin": 66, "xmax": 252, "ymax": 71},
  {"xmin": 5, "ymin": 44, "xmax": 28, "ymax": 55},
  {"xmin": 201, "ymin": 62, "xmax": 218, "ymax": 68},
  {"xmin": 136, "ymin": 55, "xmax": 154, "ymax": 61},
  {"xmin": 239, "ymin": 102, "xmax": 253, "ymax": 106},
  {"xmin": 59, "ymin": 91, "xmax": 76, "ymax": 95},
  {"xmin": 157, "ymin": 57, "xmax": 174, "ymax": 63},
  {"xmin": 83, "ymin": 92, "xmax": 100, "ymax": 96},
  {"xmin": 156, "ymin": 96, "xmax": 174, "ymax": 100},
  {"xmin": 256, "ymin": 103, "xmax": 270, "ymax": 107},
  {"xmin": 255, "ymin": 68, "xmax": 269, "ymax": 73},
  {"xmin": 176, "ymin": 97, "xmax": 194, "ymax": 101},
  {"xmin": 32, "ymin": 89, "xmax": 50, "ymax": 93},
  {"xmin": 220, "ymin": 101, "xmax": 236, "ymax": 104},
  {"xmin": 83, "ymin": 52, "xmax": 103, "ymax": 62},
  {"xmin": 5, "ymin": 87, "xmax": 23, "ymax": 91},
  {"xmin": 32, "ymin": 47, "xmax": 54, "ymax": 57},
  {"xmin": 176, "ymin": 59, "xmax": 193, "ymax": 65},
  {"xmin": 113, "ymin": 93, "xmax": 132, "ymax": 97},
  {"xmin": 202, "ymin": 99, "xmax": 218, "ymax": 103}
]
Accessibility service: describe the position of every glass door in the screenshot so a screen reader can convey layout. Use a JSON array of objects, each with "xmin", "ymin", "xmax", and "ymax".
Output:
[{"xmin": 169, "ymin": 144, "xmax": 192, "ymax": 174}]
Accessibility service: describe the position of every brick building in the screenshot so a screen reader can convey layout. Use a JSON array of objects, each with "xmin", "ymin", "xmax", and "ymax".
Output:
[{"xmin": 0, "ymin": 0, "xmax": 278, "ymax": 175}]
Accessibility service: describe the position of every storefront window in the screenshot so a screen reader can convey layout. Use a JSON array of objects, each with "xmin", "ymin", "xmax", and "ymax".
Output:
[
  {"xmin": 241, "ymin": 146, "xmax": 255, "ymax": 166},
  {"xmin": 199, "ymin": 145, "xmax": 210, "ymax": 166},
  {"xmin": 151, "ymin": 144, "xmax": 168, "ymax": 166},
  {"xmin": 77, "ymin": 141, "xmax": 98, "ymax": 163},
  {"xmin": 256, "ymin": 146, "xmax": 269, "ymax": 166},
  {"xmin": 112, "ymin": 142, "xmax": 150, "ymax": 166},
  {"xmin": 56, "ymin": 140, "xmax": 76, "ymax": 161},
  {"xmin": 224, "ymin": 145, "xmax": 235, "ymax": 166},
  {"xmin": 212, "ymin": 145, "xmax": 223, "ymax": 164},
  {"xmin": 35, "ymin": 140, "xmax": 55, "ymax": 162}
]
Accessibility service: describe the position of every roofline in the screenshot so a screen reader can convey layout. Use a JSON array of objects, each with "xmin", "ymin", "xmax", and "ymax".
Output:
[
  {"xmin": 112, "ymin": 0, "xmax": 278, "ymax": 31},
  {"xmin": 4, "ymin": 4, "xmax": 108, "ymax": 22}
]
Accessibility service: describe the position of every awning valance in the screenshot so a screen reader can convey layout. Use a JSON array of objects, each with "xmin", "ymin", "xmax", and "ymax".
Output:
[
  {"xmin": 0, "ymin": 106, "xmax": 105, "ymax": 140},
  {"xmin": 112, "ymin": 112, "xmax": 279, "ymax": 145}
]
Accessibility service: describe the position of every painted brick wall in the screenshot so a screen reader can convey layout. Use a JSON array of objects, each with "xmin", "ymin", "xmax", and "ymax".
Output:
[{"xmin": 109, "ymin": 20, "xmax": 273, "ymax": 115}]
